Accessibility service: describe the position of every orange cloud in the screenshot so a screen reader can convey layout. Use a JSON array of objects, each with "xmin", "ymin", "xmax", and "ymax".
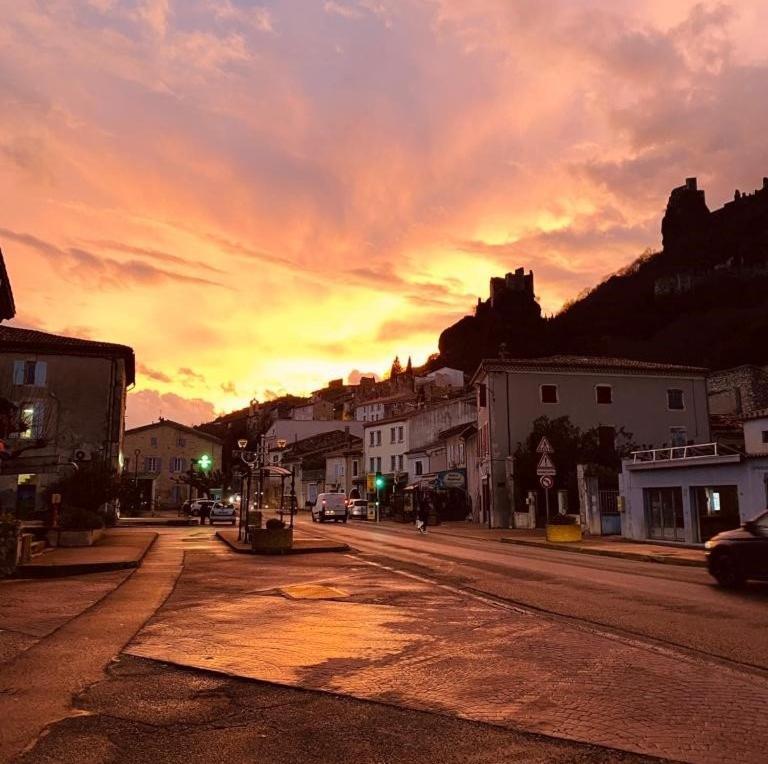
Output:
[{"xmin": 2, "ymin": 0, "xmax": 767, "ymax": 427}]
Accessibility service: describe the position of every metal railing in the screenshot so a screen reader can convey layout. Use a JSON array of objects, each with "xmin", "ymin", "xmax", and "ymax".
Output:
[{"xmin": 631, "ymin": 442, "xmax": 736, "ymax": 464}]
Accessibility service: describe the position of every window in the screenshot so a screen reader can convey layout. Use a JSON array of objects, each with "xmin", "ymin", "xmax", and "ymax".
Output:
[
  {"xmin": 352, "ymin": 460, "xmax": 359, "ymax": 477},
  {"xmin": 540, "ymin": 385, "xmax": 558, "ymax": 404},
  {"xmin": 145, "ymin": 457, "xmax": 160, "ymax": 472},
  {"xmin": 398, "ymin": 426, "xmax": 404, "ymax": 442},
  {"xmin": 369, "ymin": 431, "xmax": 375, "ymax": 446},
  {"xmin": 478, "ymin": 383, "xmax": 487, "ymax": 408},
  {"xmin": 667, "ymin": 389, "xmax": 685, "ymax": 410},
  {"xmin": 596, "ymin": 385, "xmax": 612, "ymax": 404},
  {"xmin": 390, "ymin": 455, "xmax": 396, "ymax": 471},
  {"xmin": 415, "ymin": 461, "xmax": 423, "ymax": 476},
  {"xmin": 397, "ymin": 454, "xmax": 404, "ymax": 471},
  {"xmin": 670, "ymin": 427, "xmax": 687, "ymax": 447},
  {"xmin": 177, "ymin": 437, "xmax": 186, "ymax": 447},
  {"xmin": 170, "ymin": 457, "xmax": 186, "ymax": 472},
  {"xmin": 12, "ymin": 360, "xmax": 47, "ymax": 387},
  {"xmin": 150, "ymin": 437, "xmax": 158, "ymax": 447},
  {"xmin": 390, "ymin": 427, "xmax": 396, "ymax": 444},
  {"xmin": 376, "ymin": 431, "xmax": 382, "ymax": 446},
  {"xmin": 369, "ymin": 457, "xmax": 375, "ymax": 472},
  {"xmin": 761, "ymin": 431, "xmax": 768, "ymax": 444},
  {"xmin": 376, "ymin": 456, "xmax": 382, "ymax": 471}
]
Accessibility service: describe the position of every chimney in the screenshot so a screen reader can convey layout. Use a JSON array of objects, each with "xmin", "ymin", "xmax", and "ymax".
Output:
[{"xmin": 685, "ymin": 177, "xmax": 697, "ymax": 191}]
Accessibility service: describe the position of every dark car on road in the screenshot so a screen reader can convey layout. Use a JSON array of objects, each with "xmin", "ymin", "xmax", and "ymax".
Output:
[{"xmin": 705, "ymin": 510, "xmax": 768, "ymax": 587}]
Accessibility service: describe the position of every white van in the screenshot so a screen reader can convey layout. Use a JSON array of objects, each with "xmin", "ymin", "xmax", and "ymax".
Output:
[{"xmin": 312, "ymin": 493, "xmax": 348, "ymax": 523}]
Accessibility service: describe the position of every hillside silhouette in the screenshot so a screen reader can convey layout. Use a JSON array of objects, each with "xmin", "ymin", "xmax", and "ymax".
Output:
[{"xmin": 437, "ymin": 177, "xmax": 768, "ymax": 373}]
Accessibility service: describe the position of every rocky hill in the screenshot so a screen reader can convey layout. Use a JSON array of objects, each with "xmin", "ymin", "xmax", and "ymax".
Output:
[{"xmin": 437, "ymin": 177, "xmax": 768, "ymax": 374}]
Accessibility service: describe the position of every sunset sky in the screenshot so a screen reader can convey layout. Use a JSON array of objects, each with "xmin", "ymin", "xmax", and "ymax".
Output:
[{"xmin": 2, "ymin": 1, "xmax": 768, "ymax": 428}]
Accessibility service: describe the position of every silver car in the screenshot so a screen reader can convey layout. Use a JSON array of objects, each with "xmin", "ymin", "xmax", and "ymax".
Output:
[
  {"xmin": 348, "ymin": 499, "xmax": 369, "ymax": 519},
  {"xmin": 208, "ymin": 503, "xmax": 237, "ymax": 525}
]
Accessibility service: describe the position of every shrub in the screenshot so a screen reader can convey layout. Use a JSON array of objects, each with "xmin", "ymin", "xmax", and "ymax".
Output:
[
  {"xmin": 60, "ymin": 506, "xmax": 105, "ymax": 531},
  {"xmin": 265, "ymin": 518, "xmax": 285, "ymax": 530},
  {"xmin": 548, "ymin": 513, "xmax": 578, "ymax": 526}
]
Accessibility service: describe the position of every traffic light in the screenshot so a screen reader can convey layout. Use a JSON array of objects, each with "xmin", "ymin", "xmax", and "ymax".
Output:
[
  {"xmin": 198, "ymin": 454, "xmax": 212, "ymax": 471},
  {"xmin": 375, "ymin": 472, "xmax": 384, "ymax": 489}
]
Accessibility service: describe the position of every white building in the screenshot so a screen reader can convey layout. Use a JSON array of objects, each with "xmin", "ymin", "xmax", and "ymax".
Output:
[
  {"xmin": 405, "ymin": 394, "xmax": 476, "ymax": 482},
  {"xmin": 619, "ymin": 444, "xmax": 767, "ymax": 545},
  {"xmin": 354, "ymin": 392, "xmax": 416, "ymax": 423},
  {"xmin": 414, "ymin": 367, "xmax": 465, "ymax": 390},
  {"xmin": 472, "ymin": 356, "xmax": 711, "ymax": 528},
  {"xmin": 743, "ymin": 410, "xmax": 768, "ymax": 455},
  {"xmin": 363, "ymin": 416, "xmax": 409, "ymax": 482}
]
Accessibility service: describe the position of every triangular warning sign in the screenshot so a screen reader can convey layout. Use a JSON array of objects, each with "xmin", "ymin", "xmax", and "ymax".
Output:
[
  {"xmin": 537, "ymin": 453, "xmax": 555, "ymax": 470},
  {"xmin": 536, "ymin": 436, "xmax": 554, "ymax": 454}
]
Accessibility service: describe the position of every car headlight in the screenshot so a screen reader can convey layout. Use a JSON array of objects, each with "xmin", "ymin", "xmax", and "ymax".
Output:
[{"xmin": 704, "ymin": 540, "xmax": 715, "ymax": 550}]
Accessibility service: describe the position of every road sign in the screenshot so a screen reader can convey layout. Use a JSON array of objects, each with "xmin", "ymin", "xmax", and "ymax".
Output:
[
  {"xmin": 536, "ymin": 436, "xmax": 554, "ymax": 454},
  {"xmin": 540, "ymin": 475, "xmax": 553, "ymax": 489},
  {"xmin": 536, "ymin": 452, "xmax": 556, "ymax": 476}
]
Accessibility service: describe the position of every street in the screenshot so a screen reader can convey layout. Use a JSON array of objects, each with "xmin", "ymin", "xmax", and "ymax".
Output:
[
  {"xmin": 2, "ymin": 522, "xmax": 767, "ymax": 763},
  {"xmin": 294, "ymin": 516, "xmax": 768, "ymax": 670}
]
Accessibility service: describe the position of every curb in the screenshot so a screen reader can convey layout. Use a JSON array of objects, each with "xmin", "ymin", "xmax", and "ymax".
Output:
[
  {"xmin": 14, "ymin": 532, "xmax": 159, "ymax": 578},
  {"xmin": 499, "ymin": 537, "xmax": 706, "ymax": 567},
  {"xmin": 216, "ymin": 531, "xmax": 349, "ymax": 556},
  {"xmin": 118, "ymin": 518, "xmax": 200, "ymax": 527}
]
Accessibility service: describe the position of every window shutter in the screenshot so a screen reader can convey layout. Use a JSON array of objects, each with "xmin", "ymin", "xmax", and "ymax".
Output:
[
  {"xmin": 34, "ymin": 361, "xmax": 47, "ymax": 387},
  {"xmin": 13, "ymin": 361, "xmax": 24, "ymax": 385},
  {"xmin": 32, "ymin": 402, "xmax": 45, "ymax": 438}
]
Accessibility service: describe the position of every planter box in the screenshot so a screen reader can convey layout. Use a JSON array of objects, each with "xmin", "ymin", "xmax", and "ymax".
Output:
[
  {"xmin": 250, "ymin": 528, "xmax": 293, "ymax": 554},
  {"xmin": 545, "ymin": 523, "xmax": 582, "ymax": 543},
  {"xmin": 47, "ymin": 528, "xmax": 104, "ymax": 548}
]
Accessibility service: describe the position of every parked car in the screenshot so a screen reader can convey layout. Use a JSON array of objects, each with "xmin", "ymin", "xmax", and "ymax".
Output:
[
  {"xmin": 347, "ymin": 498, "xmax": 369, "ymax": 519},
  {"xmin": 209, "ymin": 503, "xmax": 237, "ymax": 526},
  {"xmin": 189, "ymin": 499, "xmax": 215, "ymax": 517},
  {"xmin": 312, "ymin": 493, "xmax": 348, "ymax": 523},
  {"xmin": 705, "ymin": 510, "xmax": 768, "ymax": 587}
]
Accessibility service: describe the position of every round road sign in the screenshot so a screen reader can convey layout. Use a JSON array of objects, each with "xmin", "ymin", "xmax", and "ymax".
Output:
[{"xmin": 540, "ymin": 475, "xmax": 554, "ymax": 489}]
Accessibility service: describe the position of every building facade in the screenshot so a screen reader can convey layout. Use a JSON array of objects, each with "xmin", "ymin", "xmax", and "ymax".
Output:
[
  {"xmin": 123, "ymin": 419, "xmax": 223, "ymax": 508},
  {"xmin": 620, "ymin": 446, "xmax": 767, "ymax": 544},
  {"xmin": 472, "ymin": 356, "xmax": 711, "ymax": 528},
  {"xmin": 0, "ymin": 326, "xmax": 134, "ymax": 517},
  {"xmin": 363, "ymin": 416, "xmax": 409, "ymax": 483}
]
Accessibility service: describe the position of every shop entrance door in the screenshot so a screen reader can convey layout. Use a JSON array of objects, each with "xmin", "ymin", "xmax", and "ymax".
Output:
[{"xmin": 644, "ymin": 487, "xmax": 685, "ymax": 541}]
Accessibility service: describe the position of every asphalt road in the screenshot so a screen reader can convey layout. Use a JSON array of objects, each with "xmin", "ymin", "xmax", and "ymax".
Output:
[
  {"xmin": 19, "ymin": 655, "xmax": 653, "ymax": 764},
  {"xmin": 297, "ymin": 516, "xmax": 768, "ymax": 671}
]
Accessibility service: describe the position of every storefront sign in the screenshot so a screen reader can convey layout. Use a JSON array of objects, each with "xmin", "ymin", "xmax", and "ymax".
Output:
[{"xmin": 437, "ymin": 470, "xmax": 466, "ymax": 489}]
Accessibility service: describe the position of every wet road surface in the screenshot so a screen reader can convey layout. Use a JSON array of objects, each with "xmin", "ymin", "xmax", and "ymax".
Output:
[
  {"xmin": 123, "ymin": 529, "xmax": 768, "ymax": 763},
  {"xmin": 296, "ymin": 516, "xmax": 768, "ymax": 670}
]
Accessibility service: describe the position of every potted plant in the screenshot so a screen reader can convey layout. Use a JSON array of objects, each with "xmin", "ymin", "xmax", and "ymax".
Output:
[
  {"xmin": 545, "ymin": 513, "xmax": 583, "ymax": 543},
  {"xmin": 250, "ymin": 517, "xmax": 293, "ymax": 554},
  {"xmin": 0, "ymin": 513, "xmax": 21, "ymax": 575},
  {"xmin": 47, "ymin": 506, "xmax": 105, "ymax": 547}
]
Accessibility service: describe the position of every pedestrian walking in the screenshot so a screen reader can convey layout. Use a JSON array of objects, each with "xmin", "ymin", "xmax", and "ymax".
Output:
[{"xmin": 415, "ymin": 498, "xmax": 429, "ymax": 535}]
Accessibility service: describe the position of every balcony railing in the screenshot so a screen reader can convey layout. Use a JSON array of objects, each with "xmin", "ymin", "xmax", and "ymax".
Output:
[{"xmin": 631, "ymin": 442, "xmax": 736, "ymax": 464}]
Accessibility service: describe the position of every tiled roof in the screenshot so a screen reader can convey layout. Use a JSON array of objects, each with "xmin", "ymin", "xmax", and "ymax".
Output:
[
  {"xmin": 743, "ymin": 408, "xmax": 768, "ymax": 421},
  {"xmin": 472, "ymin": 355, "xmax": 708, "ymax": 384},
  {"xmin": 125, "ymin": 418, "xmax": 224, "ymax": 444},
  {"xmin": 0, "ymin": 325, "xmax": 135, "ymax": 384}
]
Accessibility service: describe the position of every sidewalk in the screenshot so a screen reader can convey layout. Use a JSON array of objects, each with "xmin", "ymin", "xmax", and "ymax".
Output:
[
  {"xmin": 16, "ymin": 529, "xmax": 158, "ymax": 577},
  {"xmin": 382, "ymin": 520, "xmax": 706, "ymax": 567},
  {"xmin": 120, "ymin": 516, "xmax": 199, "ymax": 527},
  {"xmin": 216, "ymin": 528, "xmax": 350, "ymax": 555}
]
